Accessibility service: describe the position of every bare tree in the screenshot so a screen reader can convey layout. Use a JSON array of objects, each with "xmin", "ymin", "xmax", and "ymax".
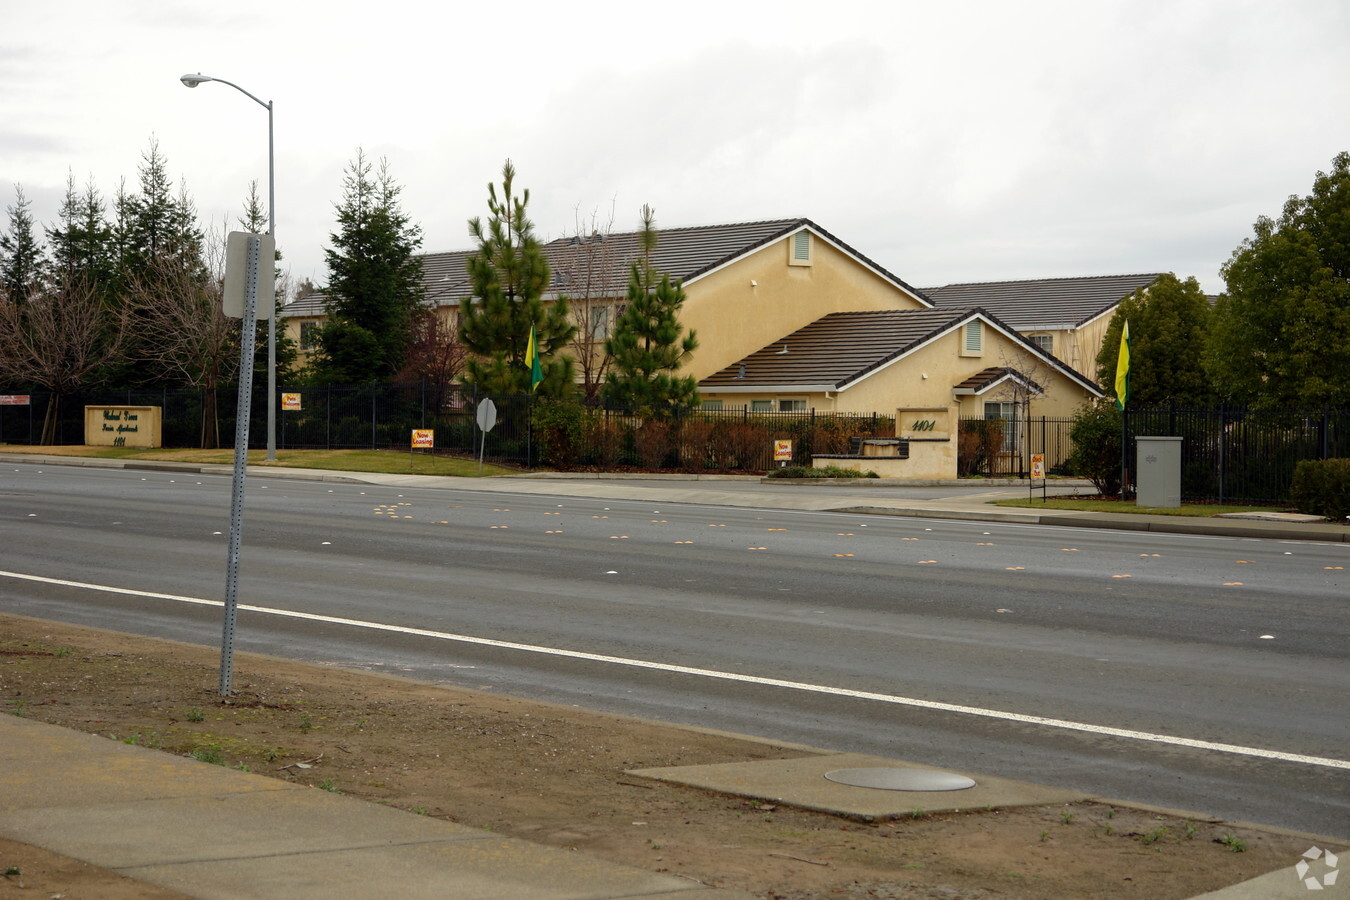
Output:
[
  {"xmin": 394, "ymin": 308, "xmax": 467, "ymax": 411},
  {"xmin": 556, "ymin": 203, "xmax": 623, "ymax": 401},
  {"xmin": 128, "ymin": 227, "xmax": 239, "ymax": 448},
  {"xmin": 0, "ymin": 274, "xmax": 130, "ymax": 445}
]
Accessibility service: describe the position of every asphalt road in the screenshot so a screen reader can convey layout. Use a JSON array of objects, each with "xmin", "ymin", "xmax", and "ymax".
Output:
[{"xmin": 2, "ymin": 462, "xmax": 1346, "ymax": 838}]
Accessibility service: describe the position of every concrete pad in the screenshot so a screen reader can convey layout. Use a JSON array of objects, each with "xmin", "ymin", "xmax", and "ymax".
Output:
[
  {"xmin": 1187, "ymin": 859, "xmax": 1347, "ymax": 898},
  {"xmin": 627, "ymin": 753, "xmax": 1087, "ymax": 821},
  {"xmin": 121, "ymin": 836, "xmax": 721, "ymax": 900},
  {"xmin": 0, "ymin": 715, "xmax": 299, "ymax": 809},
  {"xmin": 0, "ymin": 789, "xmax": 492, "ymax": 868}
]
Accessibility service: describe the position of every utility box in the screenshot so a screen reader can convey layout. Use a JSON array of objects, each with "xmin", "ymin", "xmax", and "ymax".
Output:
[{"xmin": 1136, "ymin": 436, "xmax": 1182, "ymax": 508}]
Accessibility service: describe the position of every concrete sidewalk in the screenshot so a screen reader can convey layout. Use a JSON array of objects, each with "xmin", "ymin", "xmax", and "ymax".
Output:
[{"xmin": 0, "ymin": 714, "xmax": 754, "ymax": 899}]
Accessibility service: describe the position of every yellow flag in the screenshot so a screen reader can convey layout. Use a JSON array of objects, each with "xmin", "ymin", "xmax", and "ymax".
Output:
[
  {"xmin": 527, "ymin": 324, "xmax": 543, "ymax": 392},
  {"xmin": 1114, "ymin": 320, "xmax": 1131, "ymax": 410}
]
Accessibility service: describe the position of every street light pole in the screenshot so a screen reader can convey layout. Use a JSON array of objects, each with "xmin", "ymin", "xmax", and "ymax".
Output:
[{"xmin": 180, "ymin": 73, "xmax": 278, "ymax": 462}]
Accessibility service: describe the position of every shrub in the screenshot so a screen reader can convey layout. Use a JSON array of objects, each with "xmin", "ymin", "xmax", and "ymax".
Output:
[
  {"xmin": 532, "ymin": 400, "xmax": 587, "ymax": 468},
  {"xmin": 633, "ymin": 420, "xmax": 672, "ymax": 469},
  {"xmin": 1066, "ymin": 400, "xmax": 1123, "ymax": 497},
  {"xmin": 767, "ymin": 465, "xmax": 878, "ymax": 479},
  {"xmin": 1290, "ymin": 458, "xmax": 1350, "ymax": 521},
  {"xmin": 677, "ymin": 419, "xmax": 714, "ymax": 471},
  {"xmin": 957, "ymin": 419, "xmax": 1004, "ymax": 477}
]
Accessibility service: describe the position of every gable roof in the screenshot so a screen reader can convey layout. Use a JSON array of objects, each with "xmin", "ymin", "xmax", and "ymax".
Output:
[
  {"xmin": 922, "ymin": 273, "xmax": 1162, "ymax": 330},
  {"xmin": 953, "ymin": 366, "xmax": 1043, "ymax": 396},
  {"xmin": 284, "ymin": 218, "xmax": 930, "ymax": 316},
  {"xmin": 698, "ymin": 307, "xmax": 1102, "ymax": 396}
]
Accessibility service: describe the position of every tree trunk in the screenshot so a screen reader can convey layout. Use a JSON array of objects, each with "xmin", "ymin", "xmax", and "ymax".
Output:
[
  {"xmin": 40, "ymin": 394, "xmax": 61, "ymax": 446},
  {"xmin": 200, "ymin": 386, "xmax": 219, "ymax": 449}
]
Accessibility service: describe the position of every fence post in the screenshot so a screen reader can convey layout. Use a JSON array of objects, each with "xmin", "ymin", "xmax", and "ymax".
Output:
[
  {"xmin": 1322, "ymin": 403, "xmax": 1330, "ymax": 460},
  {"xmin": 1217, "ymin": 404, "xmax": 1226, "ymax": 506},
  {"xmin": 371, "ymin": 384, "xmax": 377, "ymax": 449}
]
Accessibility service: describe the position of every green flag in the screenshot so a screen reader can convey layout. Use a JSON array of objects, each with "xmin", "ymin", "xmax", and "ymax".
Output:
[
  {"xmin": 527, "ymin": 324, "xmax": 543, "ymax": 392},
  {"xmin": 1114, "ymin": 320, "xmax": 1131, "ymax": 410}
]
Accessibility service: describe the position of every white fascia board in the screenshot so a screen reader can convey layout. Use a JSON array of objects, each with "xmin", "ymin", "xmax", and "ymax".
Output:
[
  {"xmin": 830, "ymin": 311, "xmax": 1102, "ymax": 397},
  {"xmin": 954, "ymin": 373, "xmax": 1044, "ymax": 396},
  {"xmin": 683, "ymin": 224, "xmax": 932, "ymax": 308},
  {"xmin": 1075, "ymin": 303, "xmax": 1121, "ymax": 330},
  {"xmin": 978, "ymin": 314, "xmax": 1105, "ymax": 396},
  {"xmin": 700, "ymin": 384, "xmax": 837, "ymax": 394},
  {"xmin": 832, "ymin": 322, "xmax": 959, "ymax": 392}
]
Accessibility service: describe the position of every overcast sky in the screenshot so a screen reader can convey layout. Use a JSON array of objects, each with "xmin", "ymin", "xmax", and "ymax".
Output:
[{"xmin": 4, "ymin": 0, "xmax": 1347, "ymax": 296}]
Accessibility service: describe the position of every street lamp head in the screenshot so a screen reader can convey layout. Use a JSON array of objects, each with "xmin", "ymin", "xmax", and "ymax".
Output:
[{"xmin": 180, "ymin": 73, "xmax": 213, "ymax": 88}]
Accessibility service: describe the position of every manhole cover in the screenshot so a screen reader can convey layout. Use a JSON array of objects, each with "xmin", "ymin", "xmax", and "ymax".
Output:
[{"xmin": 823, "ymin": 767, "xmax": 976, "ymax": 791}]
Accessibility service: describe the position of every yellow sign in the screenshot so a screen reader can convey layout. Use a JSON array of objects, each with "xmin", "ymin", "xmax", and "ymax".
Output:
[
  {"xmin": 282, "ymin": 393, "xmax": 302, "ymax": 411},
  {"xmin": 411, "ymin": 429, "xmax": 434, "ymax": 449},
  {"xmin": 774, "ymin": 440, "xmax": 793, "ymax": 461},
  {"xmin": 1030, "ymin": 453, "xmax": 1046, "ymax": 480}
]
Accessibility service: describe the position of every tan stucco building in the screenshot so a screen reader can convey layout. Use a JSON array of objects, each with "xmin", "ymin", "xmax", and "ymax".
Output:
[{"xmin": 281, "ymin": 218, "xmax": 1108, "ymax": 476}]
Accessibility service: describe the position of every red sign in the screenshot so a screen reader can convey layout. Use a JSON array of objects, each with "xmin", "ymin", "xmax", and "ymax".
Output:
[
  {"xmin": 411, "ymin": 429, "xmax": 434, "ymax": 449},
  {"xmin": 0, "ymin": 395, "xmax": 30, "ymax": 406}
]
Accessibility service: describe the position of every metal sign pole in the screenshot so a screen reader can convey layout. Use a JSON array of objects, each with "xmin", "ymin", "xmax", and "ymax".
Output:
[{"xmin": 220, "ymin": 235, "xmax": 261, "ymax": 696}]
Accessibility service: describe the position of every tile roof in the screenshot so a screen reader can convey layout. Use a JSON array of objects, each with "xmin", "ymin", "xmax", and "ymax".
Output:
[
  {"xmin": 922, "ymin": 274, "xmax": 1162, "ymax": 329},
  {"xmin": 953, "ymin": 366, "xmax": 1043, "ymax": 395},
  {"xmin": 698, "ymin": 307, "xmax": 1101, "ymax": 396},
  {"xmin": 699, "ymin": 308, "xmax": 978, "ymax": 390},
  {"xmin": 283, "ymin": 218, "xmax": 928, "ymax": 316}
]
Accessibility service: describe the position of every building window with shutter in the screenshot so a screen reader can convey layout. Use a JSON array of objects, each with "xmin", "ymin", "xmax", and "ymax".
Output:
[
  {"xmin": 961, "ymin": 320, "xmax": 982, "ymax": 356},
  {"xmin": 788, "ymin": 230, "xmax": 812, "ymax": 267}
]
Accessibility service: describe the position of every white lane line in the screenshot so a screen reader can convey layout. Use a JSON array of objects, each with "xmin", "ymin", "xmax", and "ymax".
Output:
[{"xmin": 5, "ymin": 568, "xmax": 1347, "ymax": 772}]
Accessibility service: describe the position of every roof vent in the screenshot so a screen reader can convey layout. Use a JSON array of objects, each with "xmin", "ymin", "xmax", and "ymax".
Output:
[
  {"xmin": 737, "ymin": 363, "xmax": 746, "ymax": 379},
  {"xmin": 777, "ymin": 344, "xmax": 789, "ymax": 354}
]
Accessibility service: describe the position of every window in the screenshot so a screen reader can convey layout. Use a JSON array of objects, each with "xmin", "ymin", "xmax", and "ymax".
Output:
[
  {"xmin": 1029, "ymin": 334, "xmax": 1053, "ymax": 355},
  {"xmin": 300, "ymin": 321, "xmax": 320, "ymax": 351},
  {"xmin": 984, "ymin": 401, "xmax": 1019, "ymax": 451},
  {"xmin": 589, "ymin": 305, "xmax": 611, "ymax": 340},
  {"xmin": 962, "ymin": 320, "xmax": 982, "ymax": 355},
  {"xmin": 751, "ymin": 400, "xmax": 773, "ymax": 413},
  {"xmin": 788, "ymin": 230, "xmax": 812, "ymax": 266},
  {"xmin": 778, "ymin": 399, "xmax": 807, "ymax": 412}
]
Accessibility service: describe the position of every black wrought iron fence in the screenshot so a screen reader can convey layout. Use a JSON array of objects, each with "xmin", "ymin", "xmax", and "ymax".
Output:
[
  {"xmin": 1124, "ymin": 405, "xmax": 1349, "ymax": 503},
  {"xmin": 6, "ymin": 386, "xmax": 1344, "ymax": 499}
]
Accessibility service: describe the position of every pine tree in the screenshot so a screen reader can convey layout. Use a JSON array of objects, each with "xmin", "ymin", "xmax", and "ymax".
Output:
[
  {"xmin": 0, "ymin": 185, "xmax": 45, "ymax": 305},
  {"xmin": 313, "ymin": 149, "xmax": 424, "ymax": 384},
  {"xmin": 601, "ymin": 205, "xmax": 699, "ymax": 412},
  {"xmin": 237, "ymin": 180, "xmax": 298, "ymax": 387},
  {"xmin": 45, "ymin": 173, "xmax": 114, "ymax": 291},
  {"xmin": 458, "ymin": 160, "xmax": 575, "ymax": 397}
]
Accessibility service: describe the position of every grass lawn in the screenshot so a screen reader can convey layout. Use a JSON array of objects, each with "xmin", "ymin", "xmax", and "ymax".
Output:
[
  {"xmin": 0, "ymin": 445, "xmax": 519, "ymax": 478},
  {"xmin": 994, "ymin": 496, "xmax": 1288, "ymax": 517}
]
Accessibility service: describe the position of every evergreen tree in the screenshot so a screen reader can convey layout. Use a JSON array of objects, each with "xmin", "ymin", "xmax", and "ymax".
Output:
[
  {"xmin": 45, "ymin": 173, "xmax": 114, "ymax": 291},
  {"xmin": 118, "ymin": 139, "xmax": 204, "ymax": 281},
  {"xmin": 313, "ymin": 149, "xmax": 424, "ymax": 383},
  {"xmin": 1206, "ymin": 152, "xmax": 1350, "ymax": 407},
  {"xmin": 0, "ymin": 185, "xmax": 45, "ymax": 305},
  {"xmin": 237, "ymin": 180, "xmax": 298, "ymax": 387},
  {"xmin": 1096, "ymin": 273, "xmax": 1214, "ymax": 406},
  {"xmin": 458, "ymin": 160, "xmax": 575, "ymax": 397},
  {"xmin": 602, "ymin": 205, "xmax": 699, "ymax": 412}
]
